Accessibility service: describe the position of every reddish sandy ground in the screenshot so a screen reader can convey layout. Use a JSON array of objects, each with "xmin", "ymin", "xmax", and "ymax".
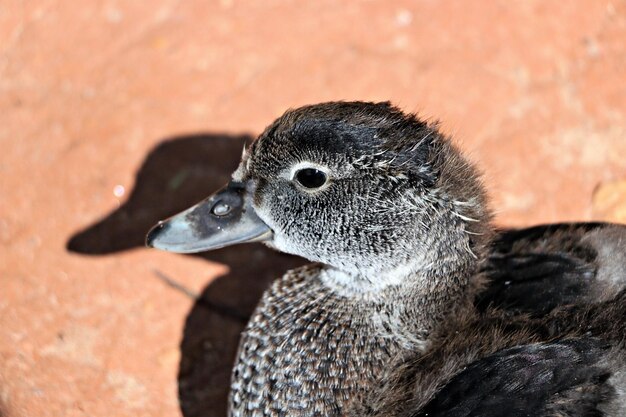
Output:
[{"xmin": 1, "ymin": 1, "xmax": 626, "ymax": 416}]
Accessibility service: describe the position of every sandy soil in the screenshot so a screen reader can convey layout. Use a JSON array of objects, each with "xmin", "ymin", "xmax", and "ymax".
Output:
[{"xmin": 1, "ymin": 1, "xmax": 625, "ymax": 416}]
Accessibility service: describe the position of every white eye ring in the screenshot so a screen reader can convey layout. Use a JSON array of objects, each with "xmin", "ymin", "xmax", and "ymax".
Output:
[{"xmin": 287, "ymin": 162, "xmax": 331, "ymax": 191}]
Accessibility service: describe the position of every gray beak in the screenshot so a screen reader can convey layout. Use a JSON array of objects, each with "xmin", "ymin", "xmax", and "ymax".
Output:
[{"xmin": 145, "ymin": 181, "xmax": 272, "ymax": 253}]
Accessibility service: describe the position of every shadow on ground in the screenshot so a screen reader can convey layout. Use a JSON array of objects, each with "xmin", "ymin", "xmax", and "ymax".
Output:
[{"xmin": 67, "ymin": 133, "xmax": 305, "ymax": 417}]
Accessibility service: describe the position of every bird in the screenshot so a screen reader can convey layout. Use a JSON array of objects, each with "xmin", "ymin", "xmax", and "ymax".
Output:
[{"xmin": 146, "ymin": 101, "xmax": 626, "ymax": 416}]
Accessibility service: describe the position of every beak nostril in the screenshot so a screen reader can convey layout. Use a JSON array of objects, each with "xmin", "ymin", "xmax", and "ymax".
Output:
[{"xmin": 212, "ymin": 202, "xmax": 232, "ymax": 216}]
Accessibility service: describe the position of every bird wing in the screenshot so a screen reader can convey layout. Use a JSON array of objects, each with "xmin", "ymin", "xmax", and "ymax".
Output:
[
  {"xmin": 476, "ymin": 222, "xmax": 626, "ymax": 315},
  {"xmin": 414, "ymin": 338, "xmax": 616, "ymax": 417}
]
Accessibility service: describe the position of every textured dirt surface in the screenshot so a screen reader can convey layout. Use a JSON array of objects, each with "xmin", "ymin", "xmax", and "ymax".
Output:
[{"xmin": 1, "ymin": 1, "xmax": 626, "ymax": 417}]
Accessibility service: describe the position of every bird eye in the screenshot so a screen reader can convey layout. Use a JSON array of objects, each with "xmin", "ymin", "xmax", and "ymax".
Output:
[{"xmin": 294, "ymin": 168, "xmax": 328, "ymax": 189}]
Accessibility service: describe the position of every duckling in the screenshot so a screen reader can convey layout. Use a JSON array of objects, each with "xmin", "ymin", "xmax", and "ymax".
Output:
[{"xmin": 146, "ymin": 102, "xmax": 626, "ymax": 416}]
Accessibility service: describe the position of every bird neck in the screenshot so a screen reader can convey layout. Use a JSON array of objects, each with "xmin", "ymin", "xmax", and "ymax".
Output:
[{"xmin": 318, "ymin": 234, "xmax": 481, "ymax": 350}]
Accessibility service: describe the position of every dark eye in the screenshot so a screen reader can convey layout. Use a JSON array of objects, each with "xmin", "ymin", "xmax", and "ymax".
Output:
[{"xmin": 295, "ymin": 168, "xmax": 328, "ymax": 189}]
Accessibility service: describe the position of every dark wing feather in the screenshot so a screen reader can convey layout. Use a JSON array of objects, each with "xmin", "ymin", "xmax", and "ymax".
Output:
[
  {"xmin": 476, "ymin": 222, "xmax": 626, "ymax": 315},
  {"xmin": 414, "ymin": 338, "xmax": 614, "ymax": 417}
]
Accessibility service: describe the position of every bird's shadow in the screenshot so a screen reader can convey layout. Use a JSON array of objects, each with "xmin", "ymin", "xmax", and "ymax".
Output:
[{"xmin": 66, "ymin": 133, "xmax": 305, "ymax": 417}]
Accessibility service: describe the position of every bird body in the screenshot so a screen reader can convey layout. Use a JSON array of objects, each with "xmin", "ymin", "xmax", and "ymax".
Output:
[
  {"xmin": 147, "ymin": 101, "xmax": 626, "ymax": 416},
  {"xmin": 230, "ymin": 265, "xmax": 402, "ymax": 416}
]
